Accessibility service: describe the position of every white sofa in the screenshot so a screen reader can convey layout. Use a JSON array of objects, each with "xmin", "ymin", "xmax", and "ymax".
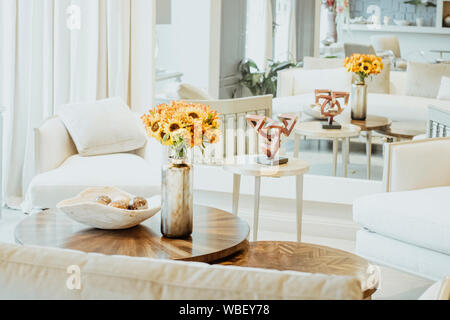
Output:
[
  {"xmin": 353, "ymin": 137, "xmax": 450, "ymax": 280},
  {"xmin": 24, "ymin": 116, "xmax": 163, "ymax": 211},
  {"xmin": 274, "ymin": 68, "xmax": 450, "ymax": 122},
  {"xmin": 0, "ymin": 242, "xmax": 363, "ymax": 300}
]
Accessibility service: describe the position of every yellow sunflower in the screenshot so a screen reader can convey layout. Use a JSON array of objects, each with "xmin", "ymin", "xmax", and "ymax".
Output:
[
  {"xmin": 360, "ymin": 62, "xmax": 372, "ymax": 74},
  {"xmin": 185, "ymin": 106, "xmax": 207, "ymax": 121}
]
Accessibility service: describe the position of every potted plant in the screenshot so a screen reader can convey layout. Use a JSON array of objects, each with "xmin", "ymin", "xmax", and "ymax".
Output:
[{"xmin": 239, "ymin": 59, "xmax": 299, "ymax": 97}]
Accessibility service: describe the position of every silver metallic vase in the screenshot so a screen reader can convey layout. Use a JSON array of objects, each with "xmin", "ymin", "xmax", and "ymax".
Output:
[
  {"xmin": 161, "ymin": 158, "xmax": 193, "ymax": 238},
  {"xmin": 350, "ymin": 83, "xmax": 368, "ymax": 120}
]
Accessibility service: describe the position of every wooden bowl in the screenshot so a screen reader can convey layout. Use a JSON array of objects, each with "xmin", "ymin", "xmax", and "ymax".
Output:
[{"xmin": 56, "ymin": 187, "xmax": 161, "ymax": 230}]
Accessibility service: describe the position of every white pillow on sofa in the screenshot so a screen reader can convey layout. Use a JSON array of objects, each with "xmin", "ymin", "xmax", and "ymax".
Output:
[
  {"xmin": 437, "ymin": 76, "xmax": 450, "ymax": 101},
  {"xmin": 406, "ymin": 62, "xmax": 450, "ymax": 98},
  {"xmin": 57, "ymin": 97, "xmax": 146, "ymax": 156},
  {"xmin": 303, "ymin": 56, "xmax": 345, "ymax": 70},
  {"xmin": 293, "ymin": 67, "xmax": 352, "ymax": 95}
]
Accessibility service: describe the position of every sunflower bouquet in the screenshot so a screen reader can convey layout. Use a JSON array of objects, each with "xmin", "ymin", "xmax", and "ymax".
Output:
[
  {"xmin": 344, "ymin": 54, "xmax": 383, "ymax": 85},
  {"xmin": 141, "ymin": 101, "xmax": 221, "ymax": 160}
]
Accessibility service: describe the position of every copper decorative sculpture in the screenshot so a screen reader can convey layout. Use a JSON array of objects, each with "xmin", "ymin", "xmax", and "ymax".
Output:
[
  {"xmin": 315, "ymin": 89, "xmax": 349, "ymax": 129},
  {"xmin": 246, "ymin": 113, "xmax": 297, "ymax": 165}
]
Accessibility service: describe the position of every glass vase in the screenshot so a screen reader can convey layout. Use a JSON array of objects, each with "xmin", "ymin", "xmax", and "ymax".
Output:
[{"xmin": 350, "ymin": 83, "xmax": 368, "ymax": 120}]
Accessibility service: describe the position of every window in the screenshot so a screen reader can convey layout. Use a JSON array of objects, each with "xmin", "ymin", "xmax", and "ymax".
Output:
[
  {"xmin": 273, "ymin": 0, "xmax": 294, "ymax": 62},
  {"xmin": 245, "ymin": 0, "xmax": 269, "ymax": 69}
]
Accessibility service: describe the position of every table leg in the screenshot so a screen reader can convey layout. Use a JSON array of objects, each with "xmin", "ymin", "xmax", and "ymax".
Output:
[
  {"xmin": 332, "ymin": 138, "xmax": 338, "ymax": 176},
  {"xmin": 342, "ymin": 137, "xmax": 350, "ymax": 177},
  {"xmin": 366, "ymin": 131, "xmax": 372, "ymax": 180},
  {"xmin": 232, "ymin": 174, "xmax": 241, "ymax": 216},
  {"xmin": 253, "ymin": 176, "xmax": 261, "ymax": 241},
  {"xmin": 296, "ymin": 174, "xmax": 304, "ymax": 242},
  {"xmin": 293, "ymin": 134, "xmax": 300, "ymax": 159}
]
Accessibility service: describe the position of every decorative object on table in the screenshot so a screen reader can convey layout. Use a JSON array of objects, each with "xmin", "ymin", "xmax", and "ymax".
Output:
[
  {"xmin": 383, "ymin": 16, "xmax": 391, "ymax": 26},
  {"xmin": 444, "ymin": 14, "xmax": 450, "ymax": 28},
  {"xmin": 394, "ymin": 19, "xmax": 410, "ymax": 26},
  {"xmin": 314, "ymin": 89, "xmax": 349, "ymax": 129},
  {"xmin": 56, "ymin": 187, "xmax": 161, "ymax": 230},
  {"xmin": 246, "ymin": 113, "xmax": 297, "ymax": 166},
  {"xmin": 142, "ymin": 101, "xmax": 221, "ymax": 238},
  {"xmin": 345, "ymin": 54, "xmax": 383, "ymax": 120},
  {"xmin": 238, "ymin": 59, "xmax": 299, "ymax": 97}
]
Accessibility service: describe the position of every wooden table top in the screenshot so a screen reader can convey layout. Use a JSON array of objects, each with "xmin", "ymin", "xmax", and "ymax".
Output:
[
  {"xmin": 351, "ymin": 115, "xmax": 392, "ymax": 131},
  {"xmin": 15, "ymin": 206, "xmax": 250, "ymax": 263},
  {"xmin": 217, "ymin": 241, "xmax": 378, "ymax": 299},
  {"xmin": 223, "ymin": 155, "xmax": 310, "ymax": 178},
  {"xmin": 375, "ymin": 121, "xmax": 427, "ymax": 140},
  {"xmin": 295, "ymin": 121, "xmax": 361, "ymax": 138}
]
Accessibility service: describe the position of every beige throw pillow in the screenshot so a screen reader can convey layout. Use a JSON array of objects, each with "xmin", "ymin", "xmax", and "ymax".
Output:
[
  {"xmin": 57, "ymin": 97, "xmax": 146, "ymax": 157},
  {"xmin": 406, "ymin": 62, "xmax": 450, "ymax": 98},
  {"xmin": 293, "ymin": 67, "xmax": 352, "ymax": 95},
  {"xmin": 178, "ymin": 83, "xmax": 213, "ymax": 100},
  {"xmin": 437, "ymin": 76, "xmax": 450, "ymax": 101},
  {"xmin": 352, "ymin": 60, "xmax": 390, "ymax": 94},
  {"xmin": 303, "ymin": 56, "xmax": 345, "ymax": 70}
]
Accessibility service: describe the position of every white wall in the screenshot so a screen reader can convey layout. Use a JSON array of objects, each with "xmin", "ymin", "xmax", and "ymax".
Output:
[{"xmin": 156, "ymin": 0, "xmax": 211, "ymax": 91}]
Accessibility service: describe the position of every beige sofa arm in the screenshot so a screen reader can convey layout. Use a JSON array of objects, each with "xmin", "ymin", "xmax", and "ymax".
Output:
[
  {"xmin": 35, "ymin": 116, "xmax": 78, "ymax": 174},
  {"xmin": 383, "ymin": 137, "xmax": 450, "ymax": 192}
]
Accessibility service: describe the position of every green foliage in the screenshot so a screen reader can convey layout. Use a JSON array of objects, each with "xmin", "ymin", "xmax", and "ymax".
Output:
[
  {"xmin": 403, "ymin": 0, "xmax": 436, "ymax": 7},
  {"xmin": 238, "ymin": 59, "xmax": 301, "ymax": 97}
]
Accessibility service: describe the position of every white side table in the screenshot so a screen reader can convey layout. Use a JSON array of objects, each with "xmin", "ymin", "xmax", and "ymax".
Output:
[
  {"xmin": 293, "ymin": 122, "xmax": 361, "ymax": 177},
  {"xmin": 223, "ymin": 156, "xmax": 310, "ymax": 242}
]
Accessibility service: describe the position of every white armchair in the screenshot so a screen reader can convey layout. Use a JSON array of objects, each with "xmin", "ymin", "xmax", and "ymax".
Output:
[
  {"xmin": 24, "ymin": 116, "xmax": 163, "ymax": 211},
  {"xmin": 353, "ymin": 137, "xmax": 450, "ymax": 280}
]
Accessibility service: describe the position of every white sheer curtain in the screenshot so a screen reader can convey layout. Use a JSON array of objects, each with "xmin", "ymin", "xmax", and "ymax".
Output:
[{"xmin": 0, "ymin": 0, "xmax": 155, "ymax": 208}]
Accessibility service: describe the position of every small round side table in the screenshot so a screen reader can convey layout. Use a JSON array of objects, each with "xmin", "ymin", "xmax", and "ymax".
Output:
[
  {"xmin": 293, "ymin": 121, "xmax": 361, "ymax": 177},
  {"xmin": 351, "ymin": 116, "xmax": 392, "ymax": 179},
  {"xmin": 223, "ymin": 155, "xmax": 309, "ymax": 242}
]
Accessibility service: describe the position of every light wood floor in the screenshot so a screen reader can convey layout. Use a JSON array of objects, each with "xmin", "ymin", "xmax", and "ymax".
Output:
[{"xmin": 0, "ymin": 191, "xmax": 433, "ymax": 300}]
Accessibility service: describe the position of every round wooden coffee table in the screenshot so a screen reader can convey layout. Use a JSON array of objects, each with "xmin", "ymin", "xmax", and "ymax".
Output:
[
  {"xmin": 218, "ymin": 241, "xmax": 378, "ymax": 299},
  {"xmin": 351, "ymin": 115, "xmax": 392, "ymax": 180},
  {"xmin": 375, "ymin": 121, "xmax": 426, "ymax": 141},
  {"xmin": 15, "ymin": 206, "xmax": 250, "ymax": 263}
]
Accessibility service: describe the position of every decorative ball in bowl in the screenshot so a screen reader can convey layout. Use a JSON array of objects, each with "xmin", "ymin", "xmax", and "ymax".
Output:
[{"xmin": 56, "ymin": 187, "xmax": 161, "ymax": 230}]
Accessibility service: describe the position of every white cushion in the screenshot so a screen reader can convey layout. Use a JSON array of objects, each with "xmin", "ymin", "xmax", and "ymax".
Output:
[
  {"xmin": 419, "ymin": 278, "xmax": 450, "ymax": 300},
  {"xmin": 406, "ymin": 62, "xmax": 450, "ymax": 98},
  {"xmin": 293, "ymin": 68, "xmax": 352, "ymax": 96},
  {"xmin": 354, "ymin": 187, "xmax": 450, "ymax": 255},
  {"xmin": 26, "ymin": 153, "xmax": 160, "ymax": 209},
  {"xmin": 437, "ymin": 76, "xmax": 450, "ymax": 101},
  {"xmin": 362, "ymin": 60, "xmax": 390, "ymax": 94},
  {"xmin": 303, "ymin": 56, "xmax": 345, "ymax": 70},
  {"xmin": 0, "ymin": 243, "xmax": 363, "ymax": 300},
  {"xmin": 57, "ymin": 97, "xmax": 146, "ymax": 156},
  {"xmin": 177, "ymin": 83, "xmax": 213, "ymax": 100}
]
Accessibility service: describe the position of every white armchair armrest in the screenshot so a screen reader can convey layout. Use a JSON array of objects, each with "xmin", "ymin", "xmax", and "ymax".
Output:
[
  {"xmin": 34, "ymin": 117, "xmax": 78, "ymax": 174},
  {"xmin": 383, "ymin": 137, "xmax": 450, "ymax": 192}
]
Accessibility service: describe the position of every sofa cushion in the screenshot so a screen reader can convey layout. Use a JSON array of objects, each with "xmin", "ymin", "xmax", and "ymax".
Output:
[
  {"xmin": 273, "ymin": 92, "xmax": 450, "ymax": 122},
  {"xmin": 25, "ymin": 153, "xmax": 160, "ymax": 209},
  {"xmin": 437, "ymin": 76, "xmax": 450, "ymax": 101},
  {"xmin": 57, "ymin": 97, "xmax": 147, "ymax": 156},
  {"xmin": 177, "ymin": 83, "xmax": 213, "ymax": 100},
  {"xmin": 353, "ymin": 187, "xmax": 450, "ymax": 255},
  {"xmin": 0, "ymin": 243, "xmax": 363, "ymax": 300},
  {"xmin": 303, "ymin": 56, "xmax": 345, "ymax": 70},
  {"xmin": 406, "ymin": 62, "xmax": 450, "ymax": 98},
  {"xmin": 293, "ymin": 68, "xmax": 352, "ymax": 96}
]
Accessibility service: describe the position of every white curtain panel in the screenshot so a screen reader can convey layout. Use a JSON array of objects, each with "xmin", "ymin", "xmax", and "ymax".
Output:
[
  {"xmin": 0, "ymin": 0, "xmax": 155, "ymax": 208},
  {"xmin": 264, "ymin": 0, "xmax": 273, "ymax": 69},
  {"xmin": 288, "ymin": 0, "xmax": 297, "ymax": 62}
]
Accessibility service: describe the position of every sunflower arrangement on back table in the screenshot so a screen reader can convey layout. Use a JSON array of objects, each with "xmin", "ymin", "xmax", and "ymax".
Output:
[
  {"xmin": 141, "ymin": 101, "xmax": 221, "ymax": 159},
  {"xmin": 344, "ymin": 54, "xmax": 383, "ymax": 85}
]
